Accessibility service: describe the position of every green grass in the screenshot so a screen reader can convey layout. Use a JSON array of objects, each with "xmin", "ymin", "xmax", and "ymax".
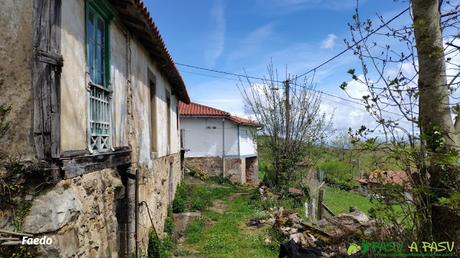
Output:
[
  {"xmin": 174, "ymin": 182, "xmax": 237, "ymax": 212},
  {"xmin": 180, "ymin": 184, "xmax": 279, "ymax": 258},
  {"xmin": 323, "ymin": 186, "xmax": 374, "ymax": 214}
]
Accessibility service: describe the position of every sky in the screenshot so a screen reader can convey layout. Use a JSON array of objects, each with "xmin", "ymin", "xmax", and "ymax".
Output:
[{"xmin": 145, "ymin": 0, "xmax": 414, "ymax": 137}]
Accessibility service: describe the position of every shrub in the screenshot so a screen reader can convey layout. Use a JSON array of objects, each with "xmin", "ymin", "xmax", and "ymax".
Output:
[
  {"xmin": 164, "ymin": 209, "xmax": 174, "ymax": 235},
  {"xmin": 172, "ymin": 183, "xmax": 187, "ymax": 213},
  {"xmin": 148, "ymin": 211, "xmax": 175, "ymax": 258},
  {"xmin": 148, "ymin": 230, "xmax": 172, "ymax": 258}
]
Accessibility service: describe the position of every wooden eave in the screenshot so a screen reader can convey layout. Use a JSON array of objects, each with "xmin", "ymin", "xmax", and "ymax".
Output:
[{"xmin": 109, "ymin": 0, "xmax": 190, "ymax": 103}]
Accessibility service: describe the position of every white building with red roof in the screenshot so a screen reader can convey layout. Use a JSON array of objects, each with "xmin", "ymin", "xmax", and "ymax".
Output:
[{"xmin": 179, "ymin": 102, "xmax": 261, "ymax": 184}]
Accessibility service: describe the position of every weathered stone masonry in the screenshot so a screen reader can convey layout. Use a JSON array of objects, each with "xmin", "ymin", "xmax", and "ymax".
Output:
[
  {"xmin": 185, "ymin": 156, "xmax": 259, "ymax": 185},
  {"xmin": 0, "ymin": 0, "xmax": 190, "ymax": 257}
]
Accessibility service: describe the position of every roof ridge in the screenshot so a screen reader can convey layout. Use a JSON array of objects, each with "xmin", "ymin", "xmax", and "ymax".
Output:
[
  {"xmin": 188, "ymin": 102, "xmax": 231, "ymax": 116},
  {"xmin": 179, "ymin": 102, "xmax": 261, "ymax": 127}
]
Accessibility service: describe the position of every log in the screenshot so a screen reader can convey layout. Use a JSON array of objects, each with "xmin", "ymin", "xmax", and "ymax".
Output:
[{"xmin": 0, "ymin": 229, "xmax": 33, "ymax": 237}]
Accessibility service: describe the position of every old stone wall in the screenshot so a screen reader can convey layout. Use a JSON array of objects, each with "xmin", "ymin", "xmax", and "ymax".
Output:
[
  {"xmin": 0, "ymin": 0, "xmax": 34, "ymax": 160},
  {"xmin": 185, "ymin": 156, "xmax": 254, "ymax": 184},
  {"xmin": 225, "ymin": 157, "xmax": 246, "ymax": 184},
  {"xmin": 137, "ymin": 152, "xmax": 182, "ymax": 253},
  {"xmin": 185, "ymin": 157, "xmax": 223, "ymax": 177},
  {"xmin": 245, "ymin": 157, "xmax": 259, "ymax": 184},
  {"xmin": 21, "ymin": 169, "xmax": 123, "ymax": 258}
]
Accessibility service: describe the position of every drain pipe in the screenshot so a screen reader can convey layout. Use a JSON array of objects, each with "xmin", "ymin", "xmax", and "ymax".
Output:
[{"xmin": 222, "ymin": 118, "xmax": 225, "ymax": 177}]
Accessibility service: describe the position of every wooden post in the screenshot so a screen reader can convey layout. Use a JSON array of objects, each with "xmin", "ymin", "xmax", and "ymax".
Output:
[
  {"xmin": 317, "ymin": 188, "xmax": 324, "ymax": 220},
  {"xmin": 310, "ymin": 197, "xmax": 316, "ymax": 223},
  {"xmin": 284, "ymin": 80, "xmax": 290, "ymax": 141}
]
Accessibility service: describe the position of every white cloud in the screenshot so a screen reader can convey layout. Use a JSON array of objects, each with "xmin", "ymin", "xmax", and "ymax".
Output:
[
  {"xmin": 204, "ymin": 0, "xmax": 225, "ymax": 67},
  {"xmin": 319, "ymin": 78, "xmax": 375, "ymax": 132},
  {"xmin": 228, "ymin": 24, "xmax": 274, "ymax": 60},
  {"xmin": 321, "ymin": 34, "xmax": 337, "ymax": 49}
]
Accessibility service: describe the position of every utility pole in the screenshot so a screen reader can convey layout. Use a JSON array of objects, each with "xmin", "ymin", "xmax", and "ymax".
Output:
[{"xmin": 284, "ymin": 79, "xmax": 291, "ymax": 141}]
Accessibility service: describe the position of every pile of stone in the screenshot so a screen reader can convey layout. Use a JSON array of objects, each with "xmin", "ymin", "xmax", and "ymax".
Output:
[
  {"xmin": 267, "ymin": 207, "xmax": 378, "ymax": 257},
  {"xmin": 316, "ymin": 210, "xmax": 376, "ymax": 241},
  {"xmin": 258, "ymin": 185, "xmax": 278, "ymax": 199}
]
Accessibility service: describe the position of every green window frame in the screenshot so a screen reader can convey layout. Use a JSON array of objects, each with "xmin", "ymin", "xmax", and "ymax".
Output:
[{"xmin": 85, "ymin": 0, "xmax": 113, "ymax": 152}]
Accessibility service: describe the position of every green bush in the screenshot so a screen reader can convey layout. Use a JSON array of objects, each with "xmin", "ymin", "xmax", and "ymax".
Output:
[
  {"xmin": 148, "ymin": 211, "xmax": 175, "ymax": 258},
  {"xmin": 148, "ymin": 230, "xmax": 172, "ymax": 258},
  {"xmin": 172, "ymin": 183, "xmax": 187, "ymax": 213},
  {"xmin": 164, "ymin": 209, "xmax": 174, "ymax": 235}
]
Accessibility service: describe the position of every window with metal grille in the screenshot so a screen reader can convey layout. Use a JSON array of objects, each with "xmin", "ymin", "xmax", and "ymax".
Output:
[{"xmin": 86, "ymin": 1, "xmax": 112, "ymax": 152}]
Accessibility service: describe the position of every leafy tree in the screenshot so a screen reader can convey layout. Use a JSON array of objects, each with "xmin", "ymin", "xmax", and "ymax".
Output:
[
  {"xmin": 342, "ymin": 0, "xmax": 460, "ymax": 242},
  {"xmin": 239, "ymin": 64, "xmax": 332, "ymax": 188}
]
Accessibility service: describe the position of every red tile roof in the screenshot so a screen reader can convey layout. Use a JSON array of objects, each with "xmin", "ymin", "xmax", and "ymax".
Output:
[
  {"xmin": 179, "ymin": 102, "xmax": 229, "ymax": 116},
  {"xmin": 229, "ymin": 115, "xmax": 261, "ymax": 126},
  {"xmin": 358, "ymin": 170, "xmax": 411, "ymax": 187},
  {"xmin": 179, "ymin": 102, "xmax": 261, "ymax": 127}
]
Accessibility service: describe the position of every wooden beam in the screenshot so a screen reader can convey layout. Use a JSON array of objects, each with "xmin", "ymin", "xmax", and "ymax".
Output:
[
  {"xmin": 322, "ymin": 203, "xmax": 335, "ymax": 217},
  {"xmin": 61, "ymin": 148, "xmax": 132, "ymax": 179}
]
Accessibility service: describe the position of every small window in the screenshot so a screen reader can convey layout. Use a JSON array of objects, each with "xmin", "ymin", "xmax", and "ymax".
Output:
[{"xmin": 86, "ymin": 1, "xmax": 112, "ymax": 152}]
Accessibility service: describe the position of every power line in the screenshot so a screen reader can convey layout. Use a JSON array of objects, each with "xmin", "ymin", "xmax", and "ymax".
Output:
[
  {"xmin": 174, "ymin": 7, "xmax": 411, "ymax": 118},
  {"xmin": 176, "ymin": 62, "xmax": 402, "ymax": 116},
  {"xmin": 176, "ymin": 62, "xmax": 265, "ymax": 81},
  {"xmin": 296, "ymin": 7, "xmax": 411, "ymax": 78}
]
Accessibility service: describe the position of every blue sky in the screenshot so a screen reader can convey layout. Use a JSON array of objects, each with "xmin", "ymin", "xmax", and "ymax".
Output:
[{"xmin": 146, "ymin": 0, "xmax": 412, "ymax": 134}]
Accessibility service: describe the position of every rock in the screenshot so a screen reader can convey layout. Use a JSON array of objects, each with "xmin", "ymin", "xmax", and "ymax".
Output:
[
  {"xmin": 264, "ymin": 237, "xmax": 272, "ymax": 244},
  {"xmin": 316, "ymin": 210, "xmax": 375, "ymax": 240},
  {"xmin": 289, "ymin": 233, "xmax": 317, "ymax": 248},
  {"xmin": 345, "ymin": 211, "xmax": 369, "ymax": 224},
  {"xmin": 23, "ymin": 187, "xmax": 82, "ymax": 234},
  {"xmin": 0, "ymin": 210, "xmax": 14, "ymax": 231}
]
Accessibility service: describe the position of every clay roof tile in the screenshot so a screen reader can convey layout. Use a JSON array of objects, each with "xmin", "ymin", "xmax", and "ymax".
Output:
[{"xmin": 179, "ymin": 102, "xmax": 261, "ymax": 127}]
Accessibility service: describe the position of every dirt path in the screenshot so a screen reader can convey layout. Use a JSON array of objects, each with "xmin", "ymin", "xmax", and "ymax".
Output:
[{"xmin": 209, "ymin": 192, "xmax": 250, "ymax": 214}]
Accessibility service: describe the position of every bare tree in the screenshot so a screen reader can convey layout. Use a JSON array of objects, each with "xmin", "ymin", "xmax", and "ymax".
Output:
[
  {"xmin": 342, "ymin": 0, "xmax": 460, "ymax": 242},
  {"xmin": 239, "ymin": 64, "xmax": 332, "ymax": 188}
]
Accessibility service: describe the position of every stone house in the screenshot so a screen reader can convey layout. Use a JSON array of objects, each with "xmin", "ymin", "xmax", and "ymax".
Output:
[
  {"xmin": 179, "ymin": 102, "xmax": 260, "ymax": 184},
  {"xmin": 0, "ymin": 0, "xmax": 189, "ymax": 257}
]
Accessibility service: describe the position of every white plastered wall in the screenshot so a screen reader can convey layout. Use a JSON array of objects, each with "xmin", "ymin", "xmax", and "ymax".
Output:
[
  {"xmin": 60, "ymin": 0, "xmax": 87, "ymax": 151},
  {"xmin": 59, "ymin": 0, "xmax": 181, "ymax": 161},
  {"xmin": 238, "ymin": 125, "xmax": 257, "ymax": 157},
  {"xmin": 181, "ymin": 117, "xmax": 239, "ymax": 158}
]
